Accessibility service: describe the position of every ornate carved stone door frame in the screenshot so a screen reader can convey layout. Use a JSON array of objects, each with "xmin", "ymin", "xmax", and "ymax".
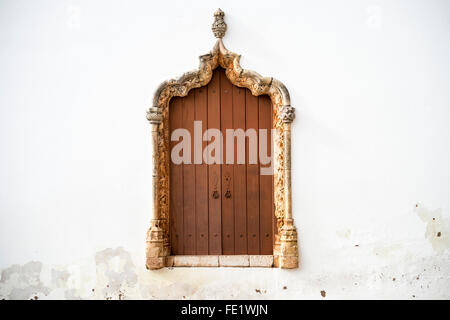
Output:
[{"xmin": 146, "ymin": 9, "xmax": 298, "ymax": 269}]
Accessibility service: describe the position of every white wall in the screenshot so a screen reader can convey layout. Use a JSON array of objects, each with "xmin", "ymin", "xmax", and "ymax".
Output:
[{"xmin": 1, "ymin": 0, "xmax": 449, "ymax": 299}]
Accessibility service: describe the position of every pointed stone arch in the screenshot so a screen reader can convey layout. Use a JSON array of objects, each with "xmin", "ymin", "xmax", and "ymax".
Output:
[{"xmin": 146, "ymin": 9, "xmax": 298, "ymax": 269}]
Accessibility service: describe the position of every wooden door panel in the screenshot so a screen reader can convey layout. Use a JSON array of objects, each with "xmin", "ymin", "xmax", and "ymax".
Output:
[{"xmin": 169, "ymin": 68, "xmax": 273, "ymax": 256}]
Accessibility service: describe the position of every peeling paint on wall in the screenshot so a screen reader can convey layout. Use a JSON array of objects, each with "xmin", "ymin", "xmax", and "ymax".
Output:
[
  {"xmin": 336, "ymin": 228, "xmax": 352, "ymax": 240},
  {"xmin": 415, "ymin": 204, "xmax": 450, "ymax": 253},
  {"xmin": 0, "ymin": 262, "xmax": 50, "ymax": 300},
  {"xmin": 95, "ymin": 247, "xmax": 138, "ymax": 300},
  {"xmin": 1, "ymin": 245, "xmax": 449, "ymax": 300}
]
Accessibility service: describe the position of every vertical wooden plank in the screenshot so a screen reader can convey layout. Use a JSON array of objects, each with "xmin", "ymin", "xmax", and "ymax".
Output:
[
  {"xmin": 259, "ymin": 95, "xmax": 274, "ymax": 254},
  {"xmin": 220, "ymin": 69, "xmax": 234, "ymax": 255},
  {"xmin": 182, "ymin": 91, "xmax": 196, "ymax": 254},
  {"xmin": 194, "ymin": 87, "xmax": 209, "ymax": 254},
  {"xmin": 233, "ymin": 85, "xmax": 247, "ymax": 254},
  {"xmin": 169, "ymin": 97, "xmax": 184, "ymax": 255},
  {"xmin": 246, "ymin": 91, "xmax": 260, "ymax": 254},
  {"xmin": 207, "ymin": 69, "xmax": 222, "ymax": 254}
]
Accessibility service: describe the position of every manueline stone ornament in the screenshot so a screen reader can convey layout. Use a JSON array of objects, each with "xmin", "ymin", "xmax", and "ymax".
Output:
[
  {"xmin": 211, "ymin": 8, "xmax": 227, "ymax": 39},
  {"xmin": 146, "ymin": 9, "xmax": 299, "ymax": 270}
]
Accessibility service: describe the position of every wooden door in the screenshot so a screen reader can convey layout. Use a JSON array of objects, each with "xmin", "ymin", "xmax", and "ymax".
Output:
[{"xmin": 169, "ymin": 68, "xmax": 275, "ymax": 255}]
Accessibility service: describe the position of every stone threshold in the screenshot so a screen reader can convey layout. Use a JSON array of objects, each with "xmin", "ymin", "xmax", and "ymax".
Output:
[{"xmin": 167, "ymin": 255, "xmax": 274, "ymax": 268}]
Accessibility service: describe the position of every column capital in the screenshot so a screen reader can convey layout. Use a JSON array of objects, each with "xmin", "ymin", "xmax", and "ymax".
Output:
[
  {"xmin": 146, "ymin": 107, "xmax": 163, "ymax": 124},
  {"xmin": 280, "ymin": 105, "xmax": 295, "ymax": 123}
]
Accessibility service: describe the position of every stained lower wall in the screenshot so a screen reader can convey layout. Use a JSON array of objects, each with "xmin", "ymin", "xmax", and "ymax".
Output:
[
  {"xmin": 1, "ymin": 249, "xmax": 449, "ymax": 300},
  {"xmin": 1, "ymin": 205, "xmax": 449, "ymax": 300}
]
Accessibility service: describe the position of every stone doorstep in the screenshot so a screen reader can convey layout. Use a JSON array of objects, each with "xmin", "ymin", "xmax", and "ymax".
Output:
[
  {"xmin": 249, "ymin": 255, "xmax": 274, "ymax": 267},
  {"xmin": 173, "ymin": 255, "xmax": 219, "ymax": 267},
  {"xmin": 219, "ymin": 255, "xmax": 250, "ymax": 267},
  {"xmin": 170, "ymin": 255, "xmax": 273, "ymax": 267}
]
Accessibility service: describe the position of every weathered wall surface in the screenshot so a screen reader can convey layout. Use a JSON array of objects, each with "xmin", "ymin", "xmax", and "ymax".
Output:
[{"xmin": 1, "ymin": 0, "xmax": 449, "ymax": 299}]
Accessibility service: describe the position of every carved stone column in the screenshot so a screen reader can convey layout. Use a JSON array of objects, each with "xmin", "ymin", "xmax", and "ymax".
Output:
[
  {"xmin": 276, "ymin": 105, "xmax": 299, "ymax": 269},
  {"xmin": 145, "ymin": 107, "xmax": 167, "ymax": 269}
]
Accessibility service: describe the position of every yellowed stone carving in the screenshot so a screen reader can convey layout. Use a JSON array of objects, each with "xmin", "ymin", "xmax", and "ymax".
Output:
[{"xmin": 146, "ymin": 9, "xmax": 298, "ymax": 269}]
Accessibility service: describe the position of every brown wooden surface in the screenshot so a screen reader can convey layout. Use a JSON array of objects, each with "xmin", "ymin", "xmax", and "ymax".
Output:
[
  {"xmin": 169, "ymin": 68, "xmax": 273, "ymax": 255},
  {"xmin": 207, "ymin": 70, "xmax": 222, "ymax": 255},
  {"xmin": 182, "ymin": 92, "xmax": 196, "ymax": 254},
  {"xmin": 220, "ymin": 69, "xmax": 234, "ymax": 254},
  {"xmin": 194, "ymin": 87, "xmax": 209, "ymax": 255},
  {"xmin": 258, "ymin": 95, "xmax": 274, "ymax": 255},
  {"xmin": 233, "ymin": 85, "xmax": 247, "ymax": 254},
  {"xmin": 245, "ymin": 91, "xmax": 260, "ymax": 255}
]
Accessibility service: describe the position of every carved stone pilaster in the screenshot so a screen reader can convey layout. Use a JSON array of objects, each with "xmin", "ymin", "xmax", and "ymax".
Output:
[
  {"xmin": 274, "ymin": 110, "xmax": 299, "ymax": 269},
  {"xmin": 276, "ymin": 218, "xmax": 299, "ymax": 268},
  {"xmin": 146, "ymin": 220, "xmax": 165, "ymax": 269},
  {"xmin": 145, "ymin": 107, "xmax": 169, "ymax": 269}
]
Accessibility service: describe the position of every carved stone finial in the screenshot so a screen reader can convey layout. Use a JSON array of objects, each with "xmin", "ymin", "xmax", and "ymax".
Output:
[
  {"xmin": 146, "ymin": 107, "xmax": 162, "ymax": 124},
  {"xmin": 212, "ymin": 8, "xmax": 227, "ymax": 39},
  {"xmin": 280, "ymin": 105, "xmax": 296, "ymax": 123}
]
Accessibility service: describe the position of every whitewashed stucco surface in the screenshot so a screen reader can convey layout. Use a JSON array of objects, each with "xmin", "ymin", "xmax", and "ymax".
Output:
[{"xmin": 1, "ymin": 0, "xmax": 449, "ymax": 299}]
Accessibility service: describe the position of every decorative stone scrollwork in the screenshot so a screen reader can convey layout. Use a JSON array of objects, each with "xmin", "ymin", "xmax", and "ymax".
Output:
[{"xmin": 146, "ymin": 9, "xmax": 299, "ymax": 270}]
